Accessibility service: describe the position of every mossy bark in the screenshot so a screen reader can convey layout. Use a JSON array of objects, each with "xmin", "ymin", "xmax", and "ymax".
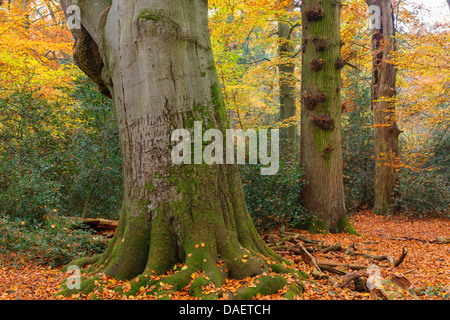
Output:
[
  {"xmin": 58, "ymin": 0, "xmax": 301, "ymax": 298},
  {"xmin": 300, "ymin": 0, "xmax": 347, "ymax": 233}
]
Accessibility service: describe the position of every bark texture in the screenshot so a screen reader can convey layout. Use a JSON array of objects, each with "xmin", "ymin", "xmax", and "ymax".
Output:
[
  {"xmin": 368, "ymin": 0, "xmax": 401, "ymax": 215},
  {"xmin": 300, "ymin": 0, "xmax": 347, "ymax": 233},
  {"xmin": 59, "ymin": 0, "xmax": 300, "ymax": 298},
  {"xmin": 278, "ymin": 20, "xmax": 298, "ymax": 153}
]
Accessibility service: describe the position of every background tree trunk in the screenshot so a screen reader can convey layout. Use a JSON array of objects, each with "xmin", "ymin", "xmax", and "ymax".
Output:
[
  {"xmin": 368, "ymin": 0, "xmax": 401, "ymax": 215},
  {"xmin": 300, "ymin": 0, "xmax": 347, "ymax": 233},
  {"xmin": 278, "ymin": 19, "xmax": 298, "ymax": 154},
  {"xmin": 59, "ymin": 0, "xmax": 292, "ymax": 296}
]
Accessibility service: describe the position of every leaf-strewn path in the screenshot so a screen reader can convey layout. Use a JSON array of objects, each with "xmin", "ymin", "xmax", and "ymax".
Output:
[{"xmin": 0, "ymin": 211, "xmax": 448, "ymax": 300}]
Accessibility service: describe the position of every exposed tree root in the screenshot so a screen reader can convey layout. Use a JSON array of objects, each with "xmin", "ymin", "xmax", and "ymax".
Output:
[
  {"xmin": 59, "ymin": 255, "xmax": 100, "ymax": 272},
  {"xmin": 58, "ymin": 243, "xmax": 305, "ymax": 300},
  {"xmin": 226, "ymin": 275, "xmax": 287, "ymax": 300}
]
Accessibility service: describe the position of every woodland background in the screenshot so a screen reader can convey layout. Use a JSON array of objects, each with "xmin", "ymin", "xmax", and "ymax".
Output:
[{"xmin": 0, "ymin": 0, "xmax": 448, "ymax": 300}]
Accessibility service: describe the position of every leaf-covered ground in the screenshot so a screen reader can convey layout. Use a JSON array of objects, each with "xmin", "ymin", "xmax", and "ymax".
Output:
[{"xmin": 0, "ymin": 211, "xmax": 448, "ymax": 300}]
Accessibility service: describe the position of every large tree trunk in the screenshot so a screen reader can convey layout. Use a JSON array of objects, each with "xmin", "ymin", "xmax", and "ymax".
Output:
[
  {"xmin": 300, "ymin": 0, "xmax": 348, "ymax": 233},
  {"xmin": 278, "ymin": 20, "xmax": 298, "ymax": 154},
  {"xmin": 367, "ymin": 0, "xmax": 401, "ymax": 215},
  {"xmin": 59, "ymin": 0, "xmax": 295, "ymax": 298}
]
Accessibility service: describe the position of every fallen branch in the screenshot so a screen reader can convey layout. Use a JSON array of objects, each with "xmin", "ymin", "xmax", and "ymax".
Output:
[
  {"xmin": 282, "ymin": 231, "xmax": 321, "ymax": 245},
  {"xmin": 346, "ymin": 249, "xmax": 394, "ymax": 264},
  {"xmin": 344, "ymin": 243, "xmax": 358, "ymax": 254},
  {"xmin": 276, "ymin": 235, "xmax": 297, "ymax": 247},
  {"xmin": 371, "ymin": 288, "xmax": 389, "ymax": 300},
  {"xmin": 317, "ymin": 264, "xmax": 346, "ymax": 276},
  {"xmin": 436, "ymin": 236, "xmax": 450, "ymax": 244},
  {"xmin": 286, "ymin": 244, "xmax": 321, "ymax": 272},
  {"xmin": 316, "ymin": 259, "xmax": 368, "ymax": 270},
  {"xmin": 319, "ymin": 243, "xmax": 343, "ymax": 254},
  {"xmin": 391, "ymin": 274, "xmax": 413, "ymax": 291},
  {"xmin": 337, "ymin": 271, "xmax": 361, "ymax": 288},
  {"xmin": 380, "ymin": 236, "xmax": 429, "ymax": 244},
  {"xmin": 394, "ymin": 247, "xmax": 408, "ymax": 267}
]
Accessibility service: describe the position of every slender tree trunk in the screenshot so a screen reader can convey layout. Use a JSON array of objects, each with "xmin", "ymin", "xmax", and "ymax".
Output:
[
  {"xmin": 300, "ymin": 0, "xmax": 348, "ymax": 233},
  {"xmin": 81, "ymin": 177, "xmax": 99, "ymax": 219},
  {"xmin": 367, "ymin": 0, "xmax": 401, "ymax": 215},
  {"xmin": 59, "ymin": 0, "xmax": 296, "ymax": 297},
  {"xmin": 278, "ymin": 20, "xmax": 298, "ymax": 153}
]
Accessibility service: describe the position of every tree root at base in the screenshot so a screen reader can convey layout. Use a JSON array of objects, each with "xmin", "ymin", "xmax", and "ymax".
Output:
[{"xmin": 57, "ymin": 255, "xmax": 305, "ymax": 300}]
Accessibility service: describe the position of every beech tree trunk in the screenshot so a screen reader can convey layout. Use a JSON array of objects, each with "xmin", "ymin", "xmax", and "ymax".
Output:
[
  {"xmin": 278, "ymin": 20, "xmax": 298, "ymax": 153},
  {"xmin": 300, "ymin": 0, "xmax": 347, "ymax": 233},
  {"xmin": 58, "ymin": 0, "xmax": 292, "ymax": 296},
  {"xmin": 367, "ymin": 0, "xmax": 401, "ymax": 215}
]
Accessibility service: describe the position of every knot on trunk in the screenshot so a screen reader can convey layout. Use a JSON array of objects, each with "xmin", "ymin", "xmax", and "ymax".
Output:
[
  {"xmin": 311, "ymin": 115, "xmax": 335, "ymax": 131},
  {"xmin": 312, "ymin": 35, "xmax": 328, "ymax": 52},
  {"xmin": 310, "ymin": 58, "xmax": 325, "ymax": 72},
  {"xmin": 304, "ymin": 5, "xmax": 324, "ymax": 21},
  {"xmin": 302, "ymin": 90, "xmax": 327, "ymax": 111}
]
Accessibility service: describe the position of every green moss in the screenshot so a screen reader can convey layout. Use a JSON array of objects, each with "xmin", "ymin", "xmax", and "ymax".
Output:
[
  {"xmin": 145, "ymin": 182, "xmax": 155, "ymax": 192},
  {"xmin": 210, "ymin": 83, "xmax": 227, "ymax": 125},
  {"xmin": 57, "ymin": 274, "xmax": 103, "ymax": 297},
  {"xmin": 336, "ymin": 215, "xmax": 360, "ymax": 236},
  {"xmin": 283, "ymin": 283, "xmax": 304, "ymax": 300},
  {"xmin": 60, "ymin": 255, "xmax": 100, "ymax": 272},
  {"xmin": 232, "ymin": 275, "xmax": 287, "ymax": 299},
  {"xmin": 307, "ymin": 217, "xmax": 328, "ymax": 234},
  {"xmin": 188, "ymin": 276, "xmax": 219, "ymax": 299},
  {"xmin": 138, "ymin": 9, "xmax": 163, "ymax": 22},
  {"xmin": 101, "ymin": 206, "xmax": 151, "ymax": 280},
  {"xmin": 145, "ymin": 205, "xmax": 179, "ymax": 275}
]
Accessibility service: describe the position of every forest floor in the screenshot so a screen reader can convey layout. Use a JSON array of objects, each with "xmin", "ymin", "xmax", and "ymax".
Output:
[{"xmin": 0, "ymin": 211, "xmax": 448, "ymax": 300}]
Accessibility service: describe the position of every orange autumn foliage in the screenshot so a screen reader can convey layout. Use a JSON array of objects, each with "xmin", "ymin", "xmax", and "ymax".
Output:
[{"xmin": 0, "ymin": 0, "xmax": 78, "ymax": 101}]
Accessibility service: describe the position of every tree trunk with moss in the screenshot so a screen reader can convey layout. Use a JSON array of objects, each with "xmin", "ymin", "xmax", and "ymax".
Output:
[
  {"xmin": 367, "ymin": 0, "xmax": 401, "ymax": 215},
  {"xmin": 300, "ymin": 0, "xmax": 348, "ymax": 233},
  {"xmin": 59, "ymin": 0, "xmax": 301, "ymax": 298}
]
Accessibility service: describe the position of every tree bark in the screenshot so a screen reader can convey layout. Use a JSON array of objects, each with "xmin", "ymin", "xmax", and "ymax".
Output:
[
  {"xmin": 278, "ymin": 19, "xmax": 298, "ymax": 153},
  {"xmin": 367, "ymin": 0, "xmax": 401, "ymax": 215},
  {"xmin": 300, "ymin": 0, "xmax": 347, "ymax": 233},
  {"xmin": 59, "ymin": 0, "xmax": 295, "ymax": 297}
]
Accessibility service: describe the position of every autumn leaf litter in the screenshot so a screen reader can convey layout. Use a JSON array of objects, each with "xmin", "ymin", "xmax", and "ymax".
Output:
[{"xmin": 0, "ymin": 211, "xmax": 448, "ymax": 300}]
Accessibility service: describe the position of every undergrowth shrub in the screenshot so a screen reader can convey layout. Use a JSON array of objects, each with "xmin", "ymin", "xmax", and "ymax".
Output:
[
  {"xmin": 240, "ymin": 153, "xmax": 310, "ymax": 230},
  {"xmin": 0, "ymin": 215, "xmax": 107, "ymax": 267},
  {"xmin": 342, "ymin": 83, "xmax": 375, "ymax": 212},
  {"xmin": 396, "ymin": 127, "xmax": 449, "ymax": 217},
  {"xmin": 0, "ymin": 77, "xmax": 122, "ymax": 222}
]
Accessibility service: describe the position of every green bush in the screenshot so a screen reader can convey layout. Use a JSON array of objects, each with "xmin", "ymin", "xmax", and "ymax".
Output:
[
  {"xmin": 60, "ymin": 76, "xmax": 123, "ymax": 219},
  {"xmin": 342, "ymin": 83, "xmax": 375, "ymax": 212},
  {"xmin": 0, "ymin": 214, "xmax": 108, "ymax": 267},
  {"xmin": 396, "ymin": 127, "xmax": 449, "ymax": 217},
  {"xmin": 0, "ymin": 89, "xmax": 67, "ymax": 222},
  {"xmin": 0, "ymin": 76, "xmax": 123, "ymax": 222},
  {"xmin": 240, "ymin": 153, "xmax": 310, "ymax": 230}
]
